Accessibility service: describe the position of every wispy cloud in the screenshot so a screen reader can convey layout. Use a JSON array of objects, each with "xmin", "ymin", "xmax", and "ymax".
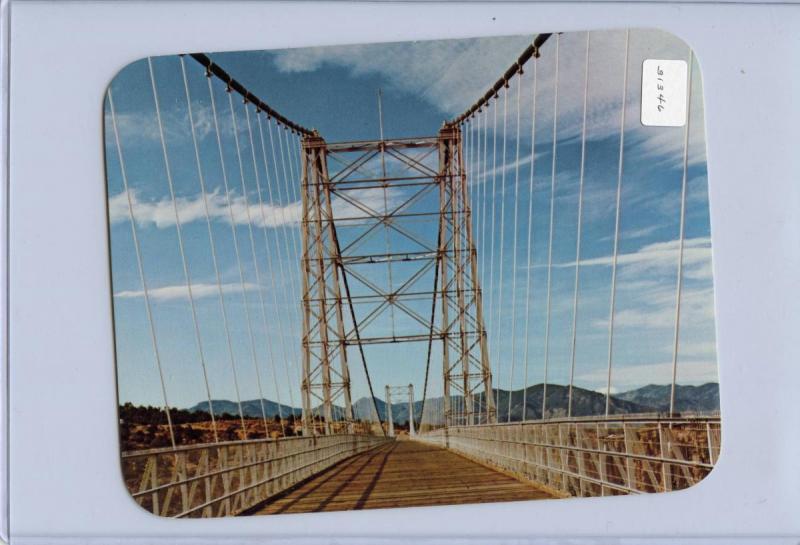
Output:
[
  {"xmin": 272, "ymin": 30, "xmax": 706, "ymax": 168},
  {"xmin": 108, "ymin": 188, "xmax": 301, "ymax": 229},
  {"xmin": 108, "ymin": 186, "xmax": 404, "ymax": 229},
  {"xmin": 272, "ymin": 35, "xmax": 533, "ymax": 117},
  {"xmin": 114, "ymin": 282, "xmax": 261, "ymax": 302},
  {"xmin": 537, "ymin": 237, "xmax": 712, "ymax": 281},
  {"xmin": 104, "ymin": 99, "xmax": 220, "ymax": 146},
  {"xmin": 573, "ymin": 237, "xmax": 712, "ymax": 277}
]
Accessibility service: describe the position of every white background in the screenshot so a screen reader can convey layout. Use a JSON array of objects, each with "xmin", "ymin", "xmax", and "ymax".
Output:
[{"xmin": 6, "ymin": 1, "xmax": 800, "ymax": 543}]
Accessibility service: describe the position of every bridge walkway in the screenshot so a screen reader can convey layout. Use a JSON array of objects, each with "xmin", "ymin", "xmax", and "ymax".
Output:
[{"xmin": 250, "ymin": 438, "xmax": 552, "ymax": 514}]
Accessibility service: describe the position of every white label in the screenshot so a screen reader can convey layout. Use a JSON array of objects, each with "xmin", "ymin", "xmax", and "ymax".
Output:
[{"xmin": 641, "ymin": 59, "xmax": 688, "ymax": 127}]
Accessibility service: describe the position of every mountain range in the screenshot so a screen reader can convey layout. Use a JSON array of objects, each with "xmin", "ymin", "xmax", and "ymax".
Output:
[{"xmin": 188, "ymin": 383, "xmax": 719, "ymax": 424}]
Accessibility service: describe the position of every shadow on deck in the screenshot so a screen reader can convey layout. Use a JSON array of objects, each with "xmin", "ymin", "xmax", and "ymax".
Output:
[{"xmin": 248, "ymin": 438, "xmax": 553, "ymax": 514}]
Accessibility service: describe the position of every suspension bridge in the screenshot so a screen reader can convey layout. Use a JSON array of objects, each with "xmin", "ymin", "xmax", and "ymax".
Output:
[{"xmin": 107, "ymin": 31, "xmax": 720, "ymax": 518}]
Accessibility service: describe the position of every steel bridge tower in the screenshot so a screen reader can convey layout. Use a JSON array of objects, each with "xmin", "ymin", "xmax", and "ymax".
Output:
[{"xmin": 299, "ymin": 126, "xmax": 495, "ymax": 435}]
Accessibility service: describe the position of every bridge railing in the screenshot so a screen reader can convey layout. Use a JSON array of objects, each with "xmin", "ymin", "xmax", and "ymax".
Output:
[
  {"xmin": 121, "ymin": 434, "xmax": 389, "ymax": 518},
  {"xmin": 415, "ymin": 416, "xmax": 720, "ymax": 497}
]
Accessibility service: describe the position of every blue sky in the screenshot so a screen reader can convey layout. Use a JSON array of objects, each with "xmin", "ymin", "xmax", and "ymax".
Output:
[{"xmin": 105, "ymin": 29, "xmax": 717, "ymax": 412}]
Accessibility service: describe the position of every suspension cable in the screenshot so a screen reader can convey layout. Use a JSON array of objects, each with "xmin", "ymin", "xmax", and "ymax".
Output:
[
  {"xmin": 274, "ymin": 123, "xmax": 308, "ymax": 419},
  {"xmin": 488, "ymin": 92, "xmax": 499, "ymax": 411},
  {"xmin": 605, "ymin": 29, "xmax": 631, "ymax": 417},
  {"xmin": 227, "ymin": 90, "xmax": 271, "ymax": 435},
  {"xmin": 282, "ymin": 130, "xmax": 310, "ymax": 403},
  {"xmin": 279, "ymin": 127, "xmax": 307, "ymax": 367},
  {"xmin": 108, "ymin": 88, "xmax": 176, "ymax": 450},
  {"xmin": 448, "ymin": 34, "xmax": 553, "ymax": 126},
  {"xmin": 148, "ymin": 57, "xmax": 219, "ymax": 442},
  {"xmin": 179, "ymin": 55, "xmax": 231, "ymax": 441},
  {"xmin": 494, "ymin": 80, "xmax": 509, "ymax": 419},
  {"xmin": 277, "ymin": 124, "xmax": 311, "ymax": 424},
  {"xmin": 507, "ymin": 70, "xmax": 523, "ymax": 422},
  {"xmin": 474, "ymin": 110, "xmax": 487, "ymax": 423},
  {"xmin": 480, "ymin": 108, "xmax": 489, "ymax": 293},
  {"xmin": 206, "ymin": 74, "xmax": 249, "ymax": 438},
  {"xmin": 542, "ymin": 34, "xmax": 560, "ymax": 420},
  {"xmin": 244, "ymin": 103, "xmax": 289, "ymax": 430},
  {"xmin": 670, "ymin": 49, "xmax": 694, "ymax": 415},
  {"xmin": 190, "ymin": 53, "xmax": 312, "ymax": 136},
  {"xmin": 567, "ymin": 32, "xmax": 591, "ymax": 418},
  {"xmin": 254, "ymin": 113, "xmax": 295, "ymax": 419},
  {"xmin": 262, "ymin": 118, "xmax": 301, "ymax": 414},
  {"xmin": 521, "ymin": 57, "xmax": 539, "ymax": 422}
]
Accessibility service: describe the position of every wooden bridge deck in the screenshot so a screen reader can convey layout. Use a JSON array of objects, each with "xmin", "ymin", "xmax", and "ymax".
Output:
[{"xmin": 250, "ymin": 438, "xmax": 553, "ymax": 514}]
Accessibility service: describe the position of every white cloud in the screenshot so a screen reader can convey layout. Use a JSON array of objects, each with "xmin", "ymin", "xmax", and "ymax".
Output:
[
  {"xmin": 105, "ymin": 99, "xmax": 220, "ymax": 146},
  {"xmin": 272, "ymin": 35, "xmax": 533, "ymax": 116},
  {"xmin": 114, "ymin": 282, "xmax": 260, "ymax": 302},
  {"xmin": 272, "ymin": 29, "xmax": 706, "ymax": 168},
  {"xmin": 534, "ymin": 237, "xmax": 713, "ymax": 300},
  {"xmin": 563, "ymin": 236, "xmax": 712, "ymax": 277},
  {"xmin": 109, "ymin": 186, "xmax": 403, "ymax": 229},
  {"xmin": 108, "ymin": 188, "xmax": 301, "ymax": 229},
  {"xmin": 559, "ymin": 236, "xmax": 717, "ymax": 368}
]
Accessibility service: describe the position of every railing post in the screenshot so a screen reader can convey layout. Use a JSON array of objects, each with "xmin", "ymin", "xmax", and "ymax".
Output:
[
  {"xmin": 659, "ymin": 422, "xmax": 672, "ymax": 492},
  {"xmin": 408, "ymin": 384, "xmax": 416, "ymax": 436},
  {"xmin": 598, "ymin": 422, "xmax": 607, "ymax": 496},
  {"xmin": 575, "ymin": 423, "xmax": 586, "ymax": 496},
  {"xmin": 386, "ymin": 386, "xmax": 395, "ymax": 437},
  {"xmin": 706, "ymin": 420, "xmax": 715, "ymax": 465},
  {"xmin": 623, "ymin": 422, "xmax": 635, "ymax": 492}
]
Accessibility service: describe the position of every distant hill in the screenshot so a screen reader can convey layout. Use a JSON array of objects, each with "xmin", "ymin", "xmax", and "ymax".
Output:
[
  {"xmin": 188, "ymin": 399, "xmax": 301, "ymax": 419},
  {"xmin": 381, "ymin": 384, "xmax": 653, "ymax": 425},
  {"xmin": 615, "ymin": 383, "xmax": 719, "ymax": 413},
  {"xmin": 493, "ymin": 383, "xmax": 652, "ymax": 421},
  {"xmin": 183, "ymin": 382, "xmax": 719, "ymax": 424}
]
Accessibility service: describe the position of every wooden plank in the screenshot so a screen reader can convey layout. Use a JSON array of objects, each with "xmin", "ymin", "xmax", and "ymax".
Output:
[{"xmin": 251, "ymin": 439, "xmax": 552, "ymax": 514}]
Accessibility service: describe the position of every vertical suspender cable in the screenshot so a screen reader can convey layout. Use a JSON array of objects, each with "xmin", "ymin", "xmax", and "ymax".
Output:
[
  {"xmin": 459, "ymin": 119, "xmax": 467, "ymax": 420},
  {"xmin": 280, "ymin": 126, "xmax": 312, "ymax": 421},
  {"xmin": 108, "ymin": 89, "xmax": 176, "ymax": 450},
  {"xmin": 487, "ymin": 93, "xmax": 499, "ymax": 411},
  {"xmin": 281, "ymin": 128, "xmax": 307, "ymax": 344},
  {"xmin": 521, "ymin": 58, "xmax": 538, "ymax": 422},
  {"xmin": 255, "ymin": 115, "xmax": 297, "ymax": 415},
  {"xmin": 282, "ymin": 129, "xmax": 309, "ymax": 402},
  {"xmin": 507, "ymin": 72, "xmax": 523, "ymax": 422},
  {"xmin": 567, "ymin": 32, "xmax": 591, "ymax": 418},
  {"xmin": 244, "ymin": 104, "xmax": 289, "ymax": 428},
  {"xmin": 268, "ymin": 120, "xmax": 305, "ymax": 415},
  {"xmin": 479, "ymin": 106, "xmax": 490, "ymax": 421},
  {"xmin": 148, "ymin": 58, "xmax": 218, "ymax": 442},
  {"xmin": 669, "ymin": 50, "xmax": 694, "ymax": 415},
  {"xmin": 480, "ymin": 107, "xmax": 489, "ymax": 288},
  {"xmin": 542, "ymin": 35, "xmax": 560, "ymax": 420},
  {"xmin": 206, "ymin": 75, "xmax": 248, "ymax": 437},
  {"xmin": 270, "ymin": 122, "xmax": 305, "ymax": 398},
  {"xmin": 605, "ymin": 30, "xmax": 630, "ymax": 417},
  {"xmin": 277, "ymin": 125, "xmax": 303, "ymax": 286},
  {"xmin": 227, "ymin": 92, "xmax": 270, "ymax": 435},
  {"xmin": 494, "ymin": 83, "xmax": 509, "ymax": 417},
  {"xmin": 261, "ymin": 119, "xmax": 301, "ymax": 413},
  {"xmin": 473, "ymin": 112, "xmax": 481, "ymax": 298},
  {"xmin": 473, "ymin": 111, "xmax": 486, "ymax": 422},
  {"xmin": 179, "ymin": 56, "xmax": 233, "ymax": 442},
  {"xmin": 471, "ymin": 114, "xmax": 485, "ymax": 421}
]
